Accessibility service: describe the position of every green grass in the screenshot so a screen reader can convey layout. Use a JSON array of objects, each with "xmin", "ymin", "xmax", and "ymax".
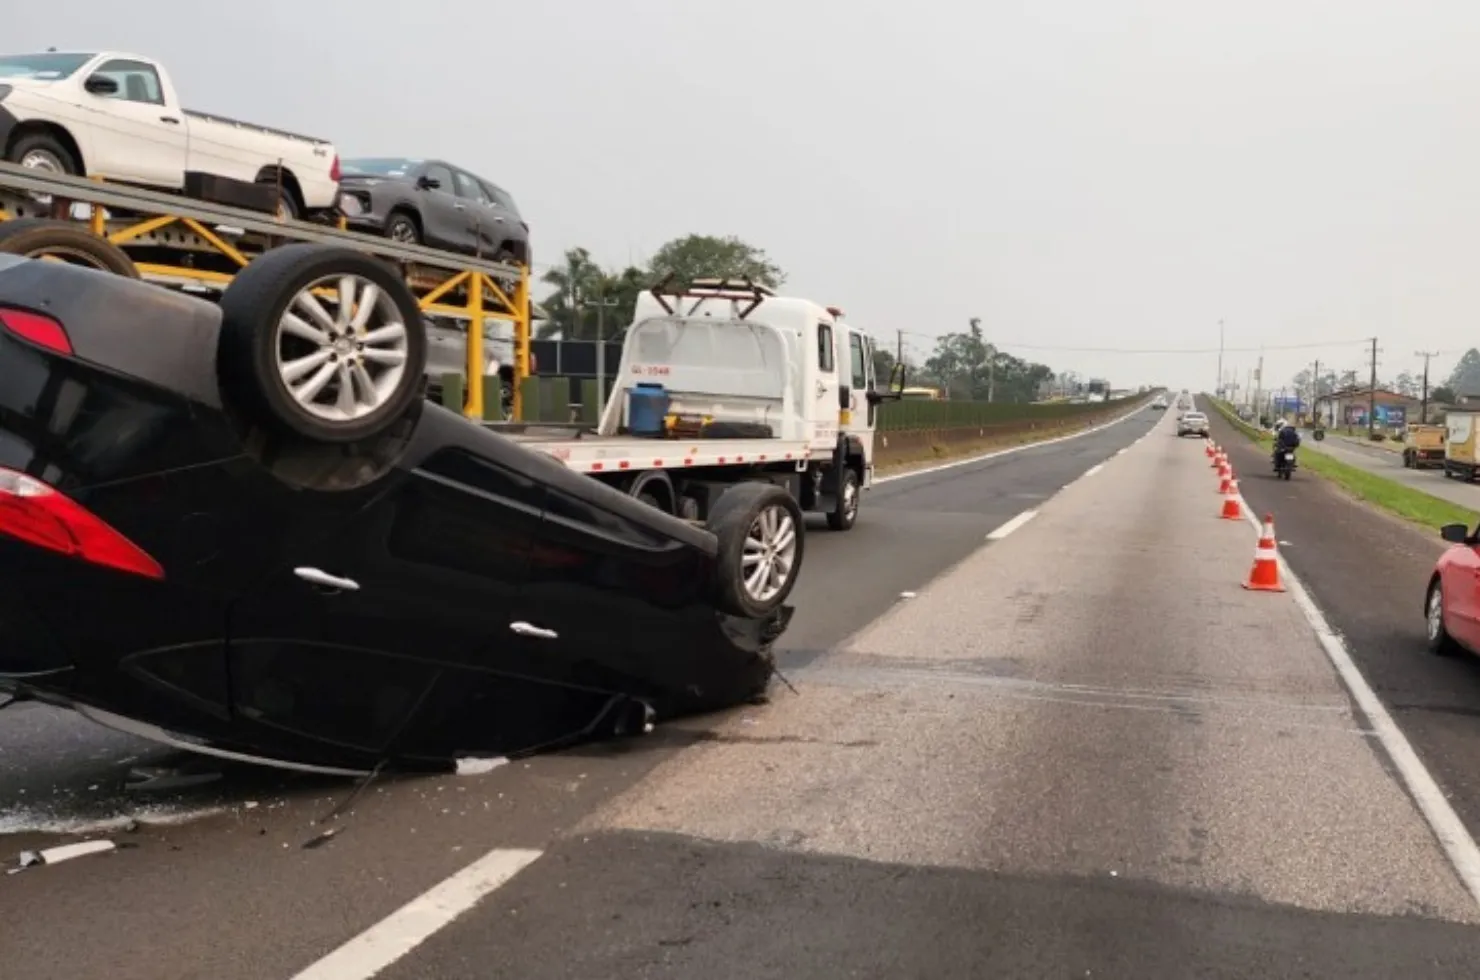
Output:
[{"xmin": 1205, "ymin": 397, "xmax": 1479, "ymax": 532}]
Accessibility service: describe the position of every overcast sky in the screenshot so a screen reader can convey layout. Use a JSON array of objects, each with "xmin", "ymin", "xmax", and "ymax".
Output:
[{"xmin": 12, "ymin": 1, "xmax": 1480, "ymax": 394}]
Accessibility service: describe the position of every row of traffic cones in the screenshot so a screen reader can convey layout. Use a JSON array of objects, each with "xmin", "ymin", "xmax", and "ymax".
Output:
[{"xmin": 1203, "ymin": 438, "xmax": 1284, "ymax": 591}]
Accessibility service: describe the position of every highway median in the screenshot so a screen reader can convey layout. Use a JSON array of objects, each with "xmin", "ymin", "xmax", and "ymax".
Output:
[{"xmin": 1204, "ymin": 396, "xmax": 1480, "ymax": 532}]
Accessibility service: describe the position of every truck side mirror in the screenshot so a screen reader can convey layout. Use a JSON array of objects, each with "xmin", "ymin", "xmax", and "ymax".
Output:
[
  {"xmin": 867, "ymin": 363, "xmax": 908, "ymax": 405},
  {"xmin": 83, "ymin": 74, "xmax": 119, "ymax": 96}
]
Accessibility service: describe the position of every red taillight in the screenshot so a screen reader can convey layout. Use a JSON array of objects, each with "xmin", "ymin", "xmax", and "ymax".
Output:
[
  {"xmin": 0, "ymin": 307, "xmax": 72, "ymax": 355},
  {"xmin": 0, "ymin": 467, "xmax": 164, "ymax": 580},
  {"xmin": 330, "ymin": 154, "xmax": 341, "ymax": 183}
]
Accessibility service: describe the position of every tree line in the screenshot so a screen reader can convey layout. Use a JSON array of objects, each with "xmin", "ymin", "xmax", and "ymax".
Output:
[
  {"xmin": 1288, "ymin": 349, "xmax": 1480, "ymax": 407},
  {"xmin": 538, "ymin": 237, "xmax": 1062, "ymax": 404}
]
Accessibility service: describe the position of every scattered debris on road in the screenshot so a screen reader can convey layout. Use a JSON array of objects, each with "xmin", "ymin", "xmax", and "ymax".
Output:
[{"xmin": 10, "ymin": 839, "xmax": 116, "ymax": 874}]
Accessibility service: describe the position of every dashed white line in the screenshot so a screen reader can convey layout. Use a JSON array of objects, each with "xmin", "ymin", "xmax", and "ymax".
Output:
[
  {"xmin": 987, "ymin": 509, "xmax": 1037, "ymax": 540},
  {"xmin": 1083, "ymin": 463, "xmax": 1104, "ymax": 478},
  {"xmin": 290, "ymin": 847, "xmax": 543, "ymax": 980},
  {"xmin": 1235, "ymin": 497, "xmax": 1480, "ymax": 908}
]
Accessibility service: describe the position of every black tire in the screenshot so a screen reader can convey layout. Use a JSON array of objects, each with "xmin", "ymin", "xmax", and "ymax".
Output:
[
  {"xmin": 385, "ymin": 211, "xmax": 421, "ymax": 246},
  {"xmin": 6, "ymin": 132, "xmax": 80, "ymax": 175},
  {"xmin": 826, "ymin": 466, "xmax": 861, "ymax": 531},
  {"xmin": 0, "ymin": 218, "xmax": 138, "ymax": 277},
  {"xmin": 707, "ymin": 483, "xmax": 805, "ymax": 618},
  {"xmin": 1427, "ymin": 579, "xmax": 1461, "ymax": 656},
  {"xmin": 1403, "ymin": 450, "xmax": 1414, "ymax": 469},
  {"xmin": 218, "ymin": 243, "xmax": 428, "ymax": 444}
]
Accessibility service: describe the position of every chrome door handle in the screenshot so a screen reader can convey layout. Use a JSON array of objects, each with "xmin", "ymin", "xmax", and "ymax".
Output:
[
  {"xmin": 294, "ymin": 567, "xmax": 360, "ymax": 592},
  {"xmin": 510, "ymin": 622, "xmax": 558, "ymax": 640}
]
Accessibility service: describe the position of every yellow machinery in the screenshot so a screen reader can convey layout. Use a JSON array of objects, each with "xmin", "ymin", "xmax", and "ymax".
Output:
[{"xmin": 0, "ymin": 162, "xmax": 530, "ymax": 420}]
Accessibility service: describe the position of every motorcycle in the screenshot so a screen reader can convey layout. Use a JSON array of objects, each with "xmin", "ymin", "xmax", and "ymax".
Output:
[{"xmin": 1273, "ymin": 447, "xmax": 1297, "ymax": 480}]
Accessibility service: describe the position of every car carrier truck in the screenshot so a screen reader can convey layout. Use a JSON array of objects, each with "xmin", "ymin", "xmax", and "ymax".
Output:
[{"xmin": 494, "ymin": 278, "xmax": 906, "ymax": 531}]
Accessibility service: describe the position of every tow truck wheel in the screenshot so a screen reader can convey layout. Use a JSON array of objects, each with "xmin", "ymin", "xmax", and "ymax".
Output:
[
  {"xmin": 826, "ymin": 467, "xmax": 861, "ymax": 531},
  {"xmin": 0, "ymin": 218, "xmax": 138, "ymax": 277},
  {"xmin": 218, "ymin": 243, "xmax": 428, "ymax": 444},
  {"xmin": 708, "ymin": 483, "xmax": 805, "ymax": 618}
]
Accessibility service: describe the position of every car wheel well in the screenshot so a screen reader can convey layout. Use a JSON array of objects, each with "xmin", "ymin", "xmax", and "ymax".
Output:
[
  {"xmin": 387, "ymin": 207, "xmax": 422, "ymax": 234},
  {"xmin": 254, "ymin": 166, "xmax": 305, "ymax": 217},
  {"xmin": 6, "ymin": 121, "xmax": 85, "ymax": 171}
]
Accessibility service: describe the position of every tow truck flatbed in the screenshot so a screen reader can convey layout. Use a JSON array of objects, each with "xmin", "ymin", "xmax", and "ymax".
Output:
[{"xmin": 489, "ymin": 424, "xmax": 814, "ymax": 475}]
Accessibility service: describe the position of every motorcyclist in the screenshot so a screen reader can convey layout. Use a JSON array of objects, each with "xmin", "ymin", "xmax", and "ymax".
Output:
[{"xmin": 1272, "ymin": 418, "xmax": 1300, "ymax": 466}]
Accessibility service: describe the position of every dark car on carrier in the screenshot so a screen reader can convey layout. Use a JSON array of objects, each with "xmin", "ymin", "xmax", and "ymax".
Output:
[
  {"xmin": 0, "ymin": 240, "xmax": 797, "ymax": 775},
  {"xmin": 337, "ymin": 157, "xmax": 530, "ymax": 266}
]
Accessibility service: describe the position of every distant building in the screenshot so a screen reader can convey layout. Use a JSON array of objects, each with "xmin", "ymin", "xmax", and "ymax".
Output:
[{"xmin": 1314, "ymin": 386, "xmax": 1425, "ymax": 428}]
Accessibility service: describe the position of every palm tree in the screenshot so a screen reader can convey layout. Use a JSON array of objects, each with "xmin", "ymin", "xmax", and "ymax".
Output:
[{"xmin": 537, "ymin": 248, "xmax": 605, "ymax": 340}]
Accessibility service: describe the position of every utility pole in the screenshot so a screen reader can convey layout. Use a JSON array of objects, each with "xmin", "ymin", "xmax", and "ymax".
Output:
[
  {"xmin": 1311, "ymin": 358, "xmax": 1320, "ymax": 425},
  {"xmin": 1216, "ymin": 320, "xmax": 1225, "ymax": 398},
  {"xmin": 1416, "ymin": 349, "xmax": 1440, "ymax": 424},
  {"xmin": 590, "ymin": 291, "xmax": 620, "ymax": 410},
  {"xmin": 1367, "ymin": 337, "xmax": 1381, "ymax": 438}
]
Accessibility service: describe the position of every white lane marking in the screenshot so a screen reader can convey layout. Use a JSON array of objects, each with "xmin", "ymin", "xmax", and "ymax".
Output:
[
  {"xmin": 987, "ymin": 509, "xmax": 1037, "ymax": 540},
  {"xmin": 1236, "ymin": 498, "xmax": 1480, "ymax": 908},
  {"xmin": 873, "ymin": 400, "xmax": 1152, "ymax": 486},
  {"xmin": 290, "ymin": 848, "xmax": 543, "ymax": 980},
  {"xmin": 1083, "ymin": 463, "xmax": 1104, "ymax": 478}
]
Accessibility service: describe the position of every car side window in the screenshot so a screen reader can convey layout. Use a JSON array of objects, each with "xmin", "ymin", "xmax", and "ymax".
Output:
[
  {"xmin": 482, "ymin": 181, "xmax": 521, "ymax": 215},
  {"xmin": 817, "ymin": 323, "xmax": 835, "ymax": 373},
  {"xmin": 848, "ymin": 332, "xmax": 868, "ymax": 389},
  {"xmin": 422, "ymin": 164, "xmax": 454, "ymax": 192},
  {"xmin": 94, "ymin": 59, "xmax": 164, "ymax": 105},
  {"xmin": 453, "ymin": 170, "xmax": 491, "ymax": 204}
]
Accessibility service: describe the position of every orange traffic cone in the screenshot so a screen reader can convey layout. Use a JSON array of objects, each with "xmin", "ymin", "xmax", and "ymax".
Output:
[
  {"xmin": 1218, "ymin": 469, "xmax": 1235, "ymax": 494},
  {"xmin": 1217, "ymin": 458, "xmax": 1231, "ymax": 481},
  {"xmin": 1242, "ymin": 514, "xmax": 1285, "ymax": 591},
  {"xmin": 1204, "ymin": 441, "xmax": 1215, "ymax": 458},
  {"xmin": 1210, "ymin": 448, "xmax": 1222, "ymax": 468},
  {"xmin": 1220, "ymin": 481, "xmax": 1243, "ymax": 520}
]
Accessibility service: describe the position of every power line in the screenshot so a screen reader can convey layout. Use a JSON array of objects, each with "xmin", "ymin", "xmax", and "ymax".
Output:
[{"xmin": 985, "ymin": 338, "xmax": 1372, "ymax": 355}]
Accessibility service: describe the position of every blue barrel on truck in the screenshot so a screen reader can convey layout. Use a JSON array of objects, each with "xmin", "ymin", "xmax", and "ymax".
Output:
[{"xmin": 628, "ymin": 383, "xmax": 670, "ymax": 436}]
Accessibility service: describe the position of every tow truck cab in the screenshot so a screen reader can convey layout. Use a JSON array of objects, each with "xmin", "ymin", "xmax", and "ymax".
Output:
[{"xmin": 591, "ymin": 278, "xmax": 905, "ymax": 526}]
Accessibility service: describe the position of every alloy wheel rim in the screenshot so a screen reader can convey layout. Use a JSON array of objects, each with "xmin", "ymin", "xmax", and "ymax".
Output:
[
  {"xmin": 1429, "ymin": 588, "xmax": 1443, "ymax": 640},
  {"xmin": 274, "ymin": 274, "xmax": 409, "ymax": 423},
  {"xmin": 741, "ymin": 505, "xmax": 798, "ymax": 603}
]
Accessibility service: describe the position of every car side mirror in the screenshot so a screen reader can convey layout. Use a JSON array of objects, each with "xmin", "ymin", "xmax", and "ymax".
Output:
[
  {"xmin": 416, "ymin": 175, "xmax": 441, "ymax": 190},
  {"xmin": 1440, "ymin": 523, "xmax": 1470, "ymax": 544},
  {"xmin": 83, "ymin": 74, "xmax": 119, "ymax": 96}
]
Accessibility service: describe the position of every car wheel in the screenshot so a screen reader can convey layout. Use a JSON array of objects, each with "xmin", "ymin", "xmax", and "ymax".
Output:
[
  {"xmin": 1427, "ymin": 579, "xmax": 1461, "ymax": 656},
  {"xmin": 218, "ymin": 243, "xmax": 428, "ymax": 444},
  {"xmin": 825, "ymin": 467, "xmax": 860, "ymax": 531},
  {"xmin": 707, "ymin": 483, "xmax": 805, "ymax": 618},
  {"xmin": 0, "ymin": 218, "xmax": 139, "ymax": 277},
  {"xmin": 385, "ymin": 211, "xmax": 421, "ymax": 246},
  {"xmin": 7, "ymin": 133, "xmax": 80, "ymax": 176}
]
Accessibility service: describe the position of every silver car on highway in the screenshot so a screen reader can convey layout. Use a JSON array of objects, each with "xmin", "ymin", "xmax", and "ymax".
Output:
[{"xmin": 1176, "ymin": 411, "xmax": 1210, "ymax": 437}]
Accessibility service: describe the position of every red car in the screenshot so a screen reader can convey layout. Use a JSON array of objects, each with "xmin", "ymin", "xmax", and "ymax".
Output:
[{"xmin": 1427, "ymin": 522, "xmax": 1480, "ymax": 655}]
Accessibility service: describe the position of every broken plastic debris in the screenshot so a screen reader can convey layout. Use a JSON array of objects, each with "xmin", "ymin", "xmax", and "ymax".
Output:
[
  {"xmin": 11, "ymin": 840, "xmax": 116, "ymax": 872},
  {"xmin": 455, "ymin": 756, "xmax": 509, "ymax": 776},
  {"xmin": 899, "ymin": 591, "xmax": 917, "ymax": 599}
]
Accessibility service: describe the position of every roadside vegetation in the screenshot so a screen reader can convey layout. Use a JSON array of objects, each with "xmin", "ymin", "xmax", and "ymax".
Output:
[{"xmin": 1206, "ymin": 398, "xmax": 1480, "ymax": 532}]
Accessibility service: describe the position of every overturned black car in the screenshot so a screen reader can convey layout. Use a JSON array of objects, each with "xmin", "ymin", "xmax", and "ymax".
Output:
[{"xmin": 0, "ymin": 243, "xmax": 800, "ymax": 775}]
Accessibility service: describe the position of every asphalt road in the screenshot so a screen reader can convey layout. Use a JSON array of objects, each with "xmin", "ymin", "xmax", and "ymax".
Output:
[
  {"xmin": 1207, "ymin": 399, "xmax": 1480, "ymax": 856},
  {"xmin": 1, "ymin": 406, "xmax": 1165, "ymax": 980},
  {"xmin": 1300, "ymin": 429, "xmax": 1480, "ymax": 511},
  {"xmin": 13, "ymin": 403, "xmax": 1480, "ymax": 978}
]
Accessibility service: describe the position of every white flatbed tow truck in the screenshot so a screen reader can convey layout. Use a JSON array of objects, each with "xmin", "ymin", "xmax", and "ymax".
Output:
[{"xmin": 493, "ymin": 278, "xmax": 906, "ymax": 531}]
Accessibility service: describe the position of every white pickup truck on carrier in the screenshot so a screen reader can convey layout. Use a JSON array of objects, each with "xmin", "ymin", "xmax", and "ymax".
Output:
[
  {"xmin": 0, "ymin": 50, "xmax": 340, "ymax": 219},
  {"xmin": 499, "ymin": 278, "xmax": 906, "ymax": 531}
]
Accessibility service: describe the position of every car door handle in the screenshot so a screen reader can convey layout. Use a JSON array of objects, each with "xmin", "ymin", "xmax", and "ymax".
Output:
[
  {"xmin": 510, "ymin": 622, "xmax": 558, "ymax": 640},
  {"xmin": 160, "ymin": 116, "xmax": 180, "ymax": 124},
  {"xmin": 293, "ymin": 567, "xmax": 360, "ymax": 592}
]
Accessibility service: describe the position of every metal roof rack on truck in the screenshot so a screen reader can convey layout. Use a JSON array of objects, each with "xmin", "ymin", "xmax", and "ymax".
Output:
[{"xmin": 648, "ymin": 273, "xmax": 772, "ymax": 319}]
